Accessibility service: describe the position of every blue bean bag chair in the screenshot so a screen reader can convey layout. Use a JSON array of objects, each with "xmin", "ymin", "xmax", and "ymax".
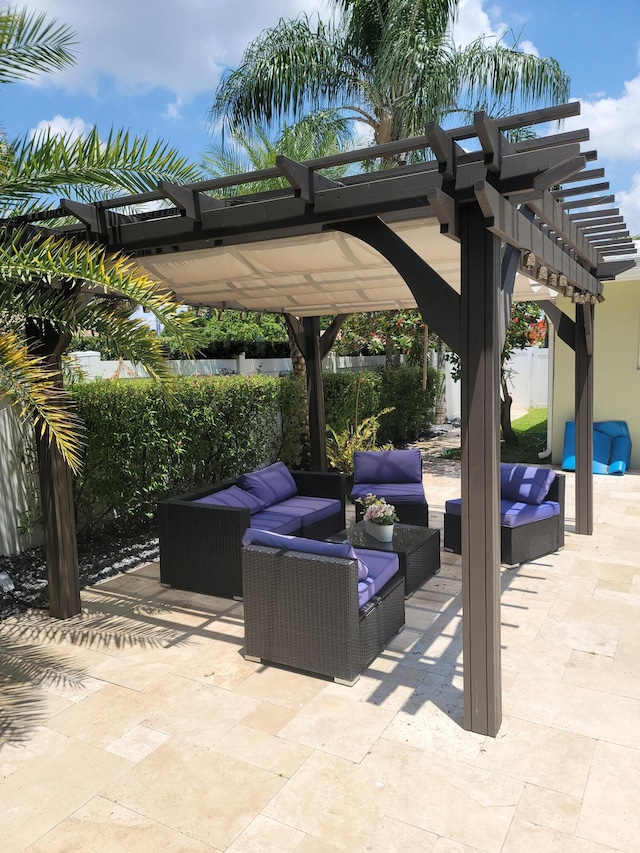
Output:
[{"xmin": 562, "ymin": 421, "xmax": 632, "ymax": 475}]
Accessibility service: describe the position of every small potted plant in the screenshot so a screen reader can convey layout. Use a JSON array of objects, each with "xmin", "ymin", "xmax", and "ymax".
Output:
[{"xmin": 357, "ymin": 493, "xmax": 399, "ymax": 542}]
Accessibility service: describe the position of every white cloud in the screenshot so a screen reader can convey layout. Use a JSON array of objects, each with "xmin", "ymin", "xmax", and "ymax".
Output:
[
  {"xmin": 451, "ymin": 0, "xmax": 508, "ymax": 47},
  {"xmin": 162, "ymin": 96, "xmax": 189, "ymax": 120},
  {"xmin": 568, "ymin": 76, "xmax": 640, "ymax": 161},
  {"xmin": 19, "ymin": 0, "xmax": 328, "ymax": 100},
  {"xmin": 617, "ymin": 173, "xmax": 640, "ymax": 237},
  {"xmin": 29, "ymin": 115, "xmax": 90, "ymax": 141}
]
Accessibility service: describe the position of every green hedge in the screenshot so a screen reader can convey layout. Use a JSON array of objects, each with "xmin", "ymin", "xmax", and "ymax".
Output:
[
  {"xmin": 69, "ymin": 366, "xmax": 436, "ymax": 533},
  {"xmin": 323, "ymin": 365, "xmax": 438, "ymax": 444},
  {"xmin": 71, "ymin": 375, "xmax": 302, "ymax": 529}
]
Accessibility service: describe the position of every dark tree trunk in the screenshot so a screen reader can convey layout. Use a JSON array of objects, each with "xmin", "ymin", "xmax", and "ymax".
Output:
[
  {"xmin": 26, "ymin": 318, "xmax": 81, "ymax": 619},
  {"xmin": 285, "ymin": 319, "xmax": 311, "ymax": 469},
  {"xmin": 500, "ymin": 372, "xmax": 519, "ymax": 446},
  {"xmin": 434, "ymin": 336, "xmax": 448, "ymax": 424}
]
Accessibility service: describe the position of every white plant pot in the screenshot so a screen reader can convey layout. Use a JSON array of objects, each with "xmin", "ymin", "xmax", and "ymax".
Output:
[{"xmin": 364, "ymin": 520, "xmax": 395, "ymax": 542}]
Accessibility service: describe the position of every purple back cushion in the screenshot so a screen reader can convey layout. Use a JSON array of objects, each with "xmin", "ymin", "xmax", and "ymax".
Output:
[
  {"xmin": 353, "ymin": 449, "xmax": 422, "ymax": 484},
  {"xmin": 236, "ymin": 461, "xmax": 297, "ymax": 506},
  {"xmin": 242, "ymin": 529, "xmax": 368, "ymax": 580},
  {"xmin": 500, "ymin": 463, "xmax": 556, "ymax": 505},
  {"xmin": 194, "ymin": 485, "xmax": 266, "ymax": 514}
]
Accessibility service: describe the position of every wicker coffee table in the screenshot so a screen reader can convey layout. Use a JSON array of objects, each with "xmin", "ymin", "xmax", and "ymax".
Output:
[{"xmin": 327, "ymin": 522, "xmax": 440, "ymax": 596}]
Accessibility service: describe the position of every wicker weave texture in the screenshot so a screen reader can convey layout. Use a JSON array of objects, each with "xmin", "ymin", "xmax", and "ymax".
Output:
[
  {"xmin": 443, "ymin": 472, "xmax": 565, "ymax": 566},
  {"xmin": 242, "ymin": 545, "xmax": 405, "ymax": 683},
  {"xmin": 158, "ymin": 470, "xmax": 346, "ymax": 599}
]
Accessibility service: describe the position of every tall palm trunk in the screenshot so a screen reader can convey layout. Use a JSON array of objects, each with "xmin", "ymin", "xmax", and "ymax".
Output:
[{"xmin": 26, "ymin": 316, "xmax": 80, "ymax": 618}]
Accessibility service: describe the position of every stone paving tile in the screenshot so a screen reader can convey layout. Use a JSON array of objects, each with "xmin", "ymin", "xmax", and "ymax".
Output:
[
  {"xmin": 277, "ymin": 691, "xmax": 395, "ymax": 762},
  {"xmin": 385, "ymin": 754, "xmax": 524, "ymax": 852},
  {"xmin": 23, "ymin": 796, "xmax": 213, "ymax": 852},
  {"xmin": 262, "ymin": 750, "xmax": 395, "ymax": 849},
  {"xmin": 576, "ymin": 740, "xmax": 640, "ymax": 851},
  {"xmin": 514, "ymin": 783, "xmax": 582, "ymax": 835},
  {"xmin": 0, "ymin": 739, "xmax": 130, "ymax": 853},
  {"xmin": 474, "ymin": 715, "xmax": 595, "ymax": 797},
  {"xmin": 103, "ymin": 738, "xmax": 286, "ymax": 851},
  {"xmin": 227, "ymin": 814, "xmax": 305, "ymax": 852}
]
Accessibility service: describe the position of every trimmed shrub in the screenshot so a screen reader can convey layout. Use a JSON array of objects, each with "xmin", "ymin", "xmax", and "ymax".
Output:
[
  {"xmin": 324, "ymin": 366, "xmax": 437, "ymax": 445},
  {"xmin": 378, "ymin": 365, "xmax": 438, "ymax": 444},
  {"xmin": 71, "ymin": 375, "xmax": 302, "ymax": 530}
]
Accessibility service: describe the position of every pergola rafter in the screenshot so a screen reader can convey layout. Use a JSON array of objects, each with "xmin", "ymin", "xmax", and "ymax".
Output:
[{"xmin": 18, "ymin": 102, "xmax": 636, "ymax": 738}]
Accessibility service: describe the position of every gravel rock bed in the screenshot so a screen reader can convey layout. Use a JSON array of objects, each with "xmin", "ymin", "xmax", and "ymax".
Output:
[{"xmin": 0, "ymin": 529, "xmax": 159, "ymax": 621}]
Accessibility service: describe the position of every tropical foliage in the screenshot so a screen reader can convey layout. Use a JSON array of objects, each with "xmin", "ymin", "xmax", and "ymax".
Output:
[
  {"xmin": 211, "ymin": 0, "xmax": 570, "ymax": 150},
  {"xmin": 204, "ymin": 109, "xmax": 355, "ymax": 194},
  {"xmin": 0, "ymin": 6, "xmax": 204, "ymax": 471}
]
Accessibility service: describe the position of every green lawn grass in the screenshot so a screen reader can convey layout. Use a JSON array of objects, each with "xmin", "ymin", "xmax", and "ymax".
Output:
[{"xmin": 440, "ymin": 407, "xmax": 549, "ymax": 464}]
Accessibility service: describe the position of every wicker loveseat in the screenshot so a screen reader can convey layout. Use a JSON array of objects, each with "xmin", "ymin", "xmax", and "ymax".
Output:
[
  {"xmin": 242, "ymin": 529, "xmax": 405, "ymax": 684},
  {"xmin": 158, "ymin": 462, "xmax": 346, "ymax": 598},
  {"xmin": 444, "ymin": 463, "xmax": 565, "ymax": 566}
]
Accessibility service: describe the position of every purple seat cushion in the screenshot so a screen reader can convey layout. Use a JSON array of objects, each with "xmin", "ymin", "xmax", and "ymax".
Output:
[
  {"xmin": 445, "ymin": 497, "xmax": 560, "ymax": 529},
  {"xmin": 236, "ymin": 461, "xmax": 297, "ymax": 507},
  {"xmin": 351, "ymin": 482, "xmax": 426, "ymax": 504},
  {"xmin": 249, "ymin": 511, "xmax": 301, "ymax": 535},
  {"xmin": 353, "ymin": 449, "xmax": 422, "ymax": 485},
  {"xmin": 355, "ymin": 549, "xmax": 400, "ymax": 607},
  {"xmin": 260, "ymin": 496, "xmax": 341, "ymax": 528},
  {"xmin": 500, "ymin": 463, "xmax": 555, "ymax": 505},
  {"xmin": 194, "ymin": 485, "xmax": 266, "ymax": 514},
  {"xmin": 242, "ymin": 529, "xmax": 367, "ymax": 580}
]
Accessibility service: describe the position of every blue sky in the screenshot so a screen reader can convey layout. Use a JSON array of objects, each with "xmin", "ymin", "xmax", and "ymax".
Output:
[{"xmin": 5, "ymin": 0, "xmax": 640, "ymax": 233}]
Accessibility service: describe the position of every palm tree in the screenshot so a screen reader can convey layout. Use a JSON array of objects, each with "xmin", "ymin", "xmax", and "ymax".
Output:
[
  {"xmin": 210, "ymin": 0, "xmax": 570, "ymax": 148},
  {"xmin": 0, "ymin": 6, "xmax": 204, "ymax": 617},
  {"xmin": 204, "ymin": 109, "xmax": 354, "ymax": 192}
]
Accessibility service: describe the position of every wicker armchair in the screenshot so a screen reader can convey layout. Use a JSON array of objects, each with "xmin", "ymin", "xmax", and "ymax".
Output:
[
  {"xmin": 444, "ymin": 469, "xmax": 565, "ymax": 566},
  {"xmin": 242, "ymin": 540, "xmax": 405, "ymax": 684},
  {"xmin": 158, "ymin": 470, "xmax": 345, "ymax": 599},
  {"xmin": 351, "ymin": 449, "xmax": 429, "ymax": 526}
]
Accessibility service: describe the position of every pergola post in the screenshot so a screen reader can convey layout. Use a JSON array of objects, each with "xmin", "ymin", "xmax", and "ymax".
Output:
[
  {"xmin": 303, "ymin": 316, "xmax": 327, "ymax": 472},
  {"xmin": 459, "ymin": 201, "xmax": 502, "ymax": 736},
  {"xmin": 575, "ymin": 302, "xmax": 594, "ymax": 534}
]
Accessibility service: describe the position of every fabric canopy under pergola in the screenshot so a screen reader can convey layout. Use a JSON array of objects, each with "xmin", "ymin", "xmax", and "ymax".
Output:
[{"xmin": 22, "ymin": 101, "xmax": 636, "ymax": 737}]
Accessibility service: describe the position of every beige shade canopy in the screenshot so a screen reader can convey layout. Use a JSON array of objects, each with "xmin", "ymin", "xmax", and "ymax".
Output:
[{"xmin": 136, "ymin": 216, "xmax": 547, "ymax": 316}]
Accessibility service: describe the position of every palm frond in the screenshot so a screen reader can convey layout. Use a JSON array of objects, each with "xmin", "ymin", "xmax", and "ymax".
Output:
[
  {"xmin": 210, "ymin": 15, "xmax": 365, "ymax": 134},
  {"xmin": 204, "ymin": 111, "xmax": 355, "ymax": 196},
  {"xmin": 0, "ymin": 228, "xmax": 200, "ymax": 354},
  {"xmin": 0, "ymin": 331, "xmax": 83, "ymax": 471},
  {"xmin": 455, "ymin": 37, "xmax": 570, "ymax": 115},
  {"xmin": 0, "ymin": 127, "xmax": 206, "ymax": 209},
  {"xmin": 0, "ymin": 7, "xmax": 76, "ymax": 83}
]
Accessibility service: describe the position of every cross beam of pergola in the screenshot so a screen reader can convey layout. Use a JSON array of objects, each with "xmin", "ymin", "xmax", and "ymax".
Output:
[{"xmin": 25, "ymin": 102, "xmax": 636, "ymax": 736}]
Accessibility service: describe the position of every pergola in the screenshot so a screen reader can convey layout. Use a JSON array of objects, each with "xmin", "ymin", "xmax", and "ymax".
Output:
[{"xmin": 31, "ymin": 102, "xmax": 635, "ymax": 736}]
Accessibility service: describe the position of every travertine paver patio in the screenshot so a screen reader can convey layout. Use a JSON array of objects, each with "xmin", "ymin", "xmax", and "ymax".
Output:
[{"xmin": 1, "ymin": 467, "xmax": 639, "ymax": 852}]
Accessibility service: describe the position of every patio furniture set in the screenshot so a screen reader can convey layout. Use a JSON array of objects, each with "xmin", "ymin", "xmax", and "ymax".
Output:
[{"xmin": 158, "ymin": 451, "xmax": 564, "ymax": 683}]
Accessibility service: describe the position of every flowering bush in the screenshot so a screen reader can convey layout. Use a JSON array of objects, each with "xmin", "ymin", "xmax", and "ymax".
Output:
[{"xmin": 357, "ymin": 493, "xmax": 399, "ymax": 526}]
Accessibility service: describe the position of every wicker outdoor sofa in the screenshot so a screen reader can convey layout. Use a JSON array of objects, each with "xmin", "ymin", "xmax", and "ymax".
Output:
[
  {"xmin": 444, "ymin": 463, "xmax": 565, "ymax": 566},
  {"xmin": 242, "ymin": 529, "xmax": 406, "ymax": 683},
  {"xmin": 158, "ymin": 462, "xmax": 346, "ymax": 599}
]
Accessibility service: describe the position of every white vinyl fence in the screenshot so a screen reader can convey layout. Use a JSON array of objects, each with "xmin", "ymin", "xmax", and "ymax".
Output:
[{"xmin": 0, "ymin": 347, "xmax": 548, "ymax": 555}]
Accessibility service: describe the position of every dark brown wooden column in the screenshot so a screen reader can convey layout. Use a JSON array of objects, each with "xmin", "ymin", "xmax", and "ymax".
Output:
[
  {"xmin": 459, "ymin": 201, "xmax": 502, "ymax": 736},
  {"xmin": 303, "ymin": 316, "xmax": 327, "ymax": 472},
  {"xmin": 575, "ymin": 302, "xmax": 594, "ymax": 534}
]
